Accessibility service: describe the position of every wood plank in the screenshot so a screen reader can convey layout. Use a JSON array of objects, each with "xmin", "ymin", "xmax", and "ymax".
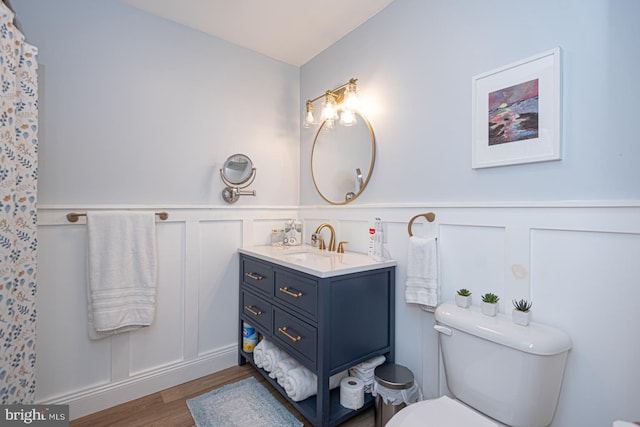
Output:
[{"xmin": 70, "ymin": 364, "xmax": 374, "ymax": 426}]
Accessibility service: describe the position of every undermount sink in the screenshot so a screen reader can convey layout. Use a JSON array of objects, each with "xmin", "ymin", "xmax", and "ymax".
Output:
[
  {"xmin": 281, "ymin": 248, "xmax": 338, "ymax": 261},
  {"xmin": 238, "ymin": 245, "xmax": 396, "ymax": 278}
]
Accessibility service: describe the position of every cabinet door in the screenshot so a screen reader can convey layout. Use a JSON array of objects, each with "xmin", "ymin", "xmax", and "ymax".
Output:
[{"xmin": 329, "ymin": 271, "xmax": 391, "ymax": 369}]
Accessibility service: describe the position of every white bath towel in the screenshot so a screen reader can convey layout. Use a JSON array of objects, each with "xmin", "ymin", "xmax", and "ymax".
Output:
[
  {"xmin": 274, "ymin": 356, "xmax": 301, "ymax": 386},
  {"xmin": 87, "ymin": 211, "xmax": 158, "ymax": 339},
  {"xmin": 283, "ymin": 366, "xmax": 348, "ymax": 402},
  {"xmin": 253, "ymin": 339, "xmax": 278, "ymax": 369},
  {"xmin": 262, "ymin": 344, "xmax": 287, "ymax": 374},
  {"xmin": 405, "ymin": 236, "xmax": 439, "ymax": 308},
  {"xmin": 284, "ymin": 366, "xmax": 317, "ymax": 402},
  {"xmin": 253, "ymin": 341, "xmax": 265, "ymax": 368}
]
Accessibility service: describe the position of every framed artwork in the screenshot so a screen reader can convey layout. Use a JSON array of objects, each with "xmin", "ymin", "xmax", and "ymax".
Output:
[{"xmin": 471, "ymin": 48, "xmax": 561, "ymax": 168}]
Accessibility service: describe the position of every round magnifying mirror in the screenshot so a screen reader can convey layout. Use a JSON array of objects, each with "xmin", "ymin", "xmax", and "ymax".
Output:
[
  {"xmin": 311, "ymin": 111, "xmax": 375, "ymax": 204},
  {"xmin": 221, "ymin": 154, "xmax": 255, "ymax": 186},
  {"xmin": 220, "ymin": 154, "xmax": 257, "ymax": 204}
]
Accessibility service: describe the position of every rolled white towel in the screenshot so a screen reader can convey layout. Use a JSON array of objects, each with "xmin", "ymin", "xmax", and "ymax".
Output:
[
  {"xmin": 263, "ymin": 345, "xmax": 286, "ymax": 373},
  {"xmin": 274, "ymin": 357, "xmax": 300, "ymax": 386},
  {"xmin": 284, "ymin": 366, "xmax": 317, "ymax": 402},
  {"xmin": 252, "ymin": 339, "xmax": 267, "ymax": 368},
  {"xmin": 283, "ymin": 367, "xmax": 349, "ymax": 402}
]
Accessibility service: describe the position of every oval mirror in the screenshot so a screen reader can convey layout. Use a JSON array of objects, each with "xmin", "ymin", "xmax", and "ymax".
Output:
[
  {"xmin": 311, "ymin": 111, "xmax": 375, "ymax": 204},
  {"xmin": 222, "ymin": 154, "xmax": 254, "ymax": 186}
]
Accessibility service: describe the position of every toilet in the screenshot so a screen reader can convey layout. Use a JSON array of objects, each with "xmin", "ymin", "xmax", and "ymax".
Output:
[{"xmin": 387, "ymin": 302, "xmax": 572, "ymax": 427}]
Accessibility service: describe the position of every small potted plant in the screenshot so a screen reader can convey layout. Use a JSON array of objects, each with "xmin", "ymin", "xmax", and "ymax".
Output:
[
  {"xmin": 512, "ymin": 299, "xmax": 533, "ymax": 326},
  {"xmin": 480, "ymin": 292, "xmax": 500, "ymax": 317},
  {"xmin": 455, "ymin": 288, "xmax": 472, "ymax": 309}
]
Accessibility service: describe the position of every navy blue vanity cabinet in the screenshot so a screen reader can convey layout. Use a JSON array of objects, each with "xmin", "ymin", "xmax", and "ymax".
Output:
[{"xmin": 238, "ymin": 253, "xmax": 396, "ymax": 427}]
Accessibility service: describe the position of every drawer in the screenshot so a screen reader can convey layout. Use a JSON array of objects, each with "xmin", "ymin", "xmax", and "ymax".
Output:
[
  {"xmin": 242, "ymin": 257, "xmax": 273, "ymax": 295},
  {"xmin": 274, "ymin": 270, "xmax": 317, "ymax": 319},
  {"xmin": 273, "ymin": 309, "xmax": 317, "ymax": 367},
  {"xmin": 241, "ymin": 290, "xmax": 272, "ymax": 334}
]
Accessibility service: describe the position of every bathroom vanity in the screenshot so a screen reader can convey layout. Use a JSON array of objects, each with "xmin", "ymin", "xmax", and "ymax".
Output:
[{"xmin": 238, "ymin": 246, "xmax": 396, "ymax": 427}]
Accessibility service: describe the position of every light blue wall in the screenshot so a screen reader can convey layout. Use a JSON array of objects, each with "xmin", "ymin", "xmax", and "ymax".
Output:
[
  {"xmin": 301, "ymin": 0, "xmax": 640, "ymax": 204},
  {"xmin": 16, "ymin": 0, "xmax": 300, "ymax": 206},
  {"xmin": 12, "ymin": 0, "xmax": 640, "ymax": 424}
]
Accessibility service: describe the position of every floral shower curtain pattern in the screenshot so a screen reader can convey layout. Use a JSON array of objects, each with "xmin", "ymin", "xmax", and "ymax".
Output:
[{"xmin": 0, "ymin": 2, "xmax": 38, "ymax": 403}]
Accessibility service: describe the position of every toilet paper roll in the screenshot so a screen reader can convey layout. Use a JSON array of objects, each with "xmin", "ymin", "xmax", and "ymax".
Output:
[{"xmin": 340, "ymin": 376, "xmax": 365, "ymax": 410}]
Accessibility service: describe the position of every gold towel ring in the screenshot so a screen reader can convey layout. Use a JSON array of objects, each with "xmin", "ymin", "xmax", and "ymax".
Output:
[{"xmin": 408, "ymin": 212, "xmax": 436, "ymax": 236}]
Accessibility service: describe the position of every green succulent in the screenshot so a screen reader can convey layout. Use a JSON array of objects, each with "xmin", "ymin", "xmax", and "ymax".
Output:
[
  {"xmin": 512, "ymin": 299, "xmax": 533, "ymax": 312},
  {"xmin": 481, "ymin": 292, "xmax": 500, "ymax": 304},
  {"xmin": 457, "ymin": 288, "xmax": 471, "ymax": 297}
]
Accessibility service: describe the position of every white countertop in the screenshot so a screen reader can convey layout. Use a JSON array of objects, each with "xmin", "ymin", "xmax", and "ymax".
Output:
[{"xmin": 239, "ymin": 245, "xmax": 396, "ymax": 278}]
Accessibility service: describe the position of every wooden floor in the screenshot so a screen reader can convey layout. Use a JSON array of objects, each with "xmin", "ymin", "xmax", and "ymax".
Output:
[{"xmin": 70, "ymin": 364, "xmax": 374, "ymax": 427}]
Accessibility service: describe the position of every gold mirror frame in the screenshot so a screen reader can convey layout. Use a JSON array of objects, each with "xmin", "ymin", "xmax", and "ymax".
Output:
[{"xmin": 311, "ymin": 111, "xmax": 375, "ymax": 205}]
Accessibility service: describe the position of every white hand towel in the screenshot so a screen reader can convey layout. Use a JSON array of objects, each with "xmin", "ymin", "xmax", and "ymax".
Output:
[
  {"xmin": 87, "ymin": 211, "xmax": 158, "ymax": 339},
  {"xmin": 405, "ymin": 236, "xmax": 439, "ymax": 308},
  {"xmin": 349, "ymin": 355, "xmax": 386, "ymax": 373}
]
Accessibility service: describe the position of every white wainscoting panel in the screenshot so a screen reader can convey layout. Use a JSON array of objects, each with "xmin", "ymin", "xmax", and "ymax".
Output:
[
  {"xmin": 439, "ymin": 224, "xmax": 507, "ymax": 312},
  {"xmin": 35, "ymin": 204, "xmax": 640, "ymax": 425},
  {"xmin": 129, "ymin": 221, "xmax": 186, "ymax": 376},
  {"xmin": 531, "ymin": 229, "xmax": 640, "ymax": 427},
  {"xmin": 35, "ymin": 207, "xmax": 298, "ymax": 419},
  {"xmin": 197, "ymin": 220, "xmax": 242, "ymax": 356},
  {"xmin": 36, "ymin": 225, "xmax": 112, "ymax": 401}
]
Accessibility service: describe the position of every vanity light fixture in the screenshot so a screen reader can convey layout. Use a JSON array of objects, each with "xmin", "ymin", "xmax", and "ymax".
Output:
[{"xmin": 304, "ymin": 78, "xmax": 359, "ymax": 130}]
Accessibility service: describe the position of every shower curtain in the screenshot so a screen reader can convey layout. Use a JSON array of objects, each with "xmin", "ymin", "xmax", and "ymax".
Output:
[{"xmin": 0, "ymin": 1, "xmax": 39, "ymax": 404}]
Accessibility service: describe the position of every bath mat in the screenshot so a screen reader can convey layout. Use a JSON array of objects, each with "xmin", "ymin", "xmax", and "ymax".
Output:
[{"xmin": 186, "ymin": 376, "xmax": 303, "ymax": 427}]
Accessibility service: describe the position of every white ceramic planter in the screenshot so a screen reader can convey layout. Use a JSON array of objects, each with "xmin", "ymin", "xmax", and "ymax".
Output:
[
  {"xmin": 512, "ymin": 309, "xmax": 531, "ymax": 326},
  {"xmin": 481, "ymin": 301, "xmax": 499, "ymax": 317},
  {"xmin": 455, "ymin": 294, "xmax": 471, "ymax": 309}
]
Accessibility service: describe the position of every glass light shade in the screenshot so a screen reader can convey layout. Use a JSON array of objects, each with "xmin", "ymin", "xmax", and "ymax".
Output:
[
  {"xmin": 339, "ymin": 109, "xmax": 357, "ymax": 126},
  {"xmin": 323, "ymin": 118, "xmax": 335, "ymax": 131},
  {"xmin": 344, "ymin": 84, "xmax": 359, "ymax": 111},
  {"xmin": 321, "ymin": 95, "xmax": 338, "ymax": 121},
  {"xmin": 303, "ymin": 110, "xmax": 316, "ymax": 128}
]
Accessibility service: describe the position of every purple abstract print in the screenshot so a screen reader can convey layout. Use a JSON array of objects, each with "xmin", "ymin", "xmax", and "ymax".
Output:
[{"xmin": 488, "ymin": 79, "xmax": 539, "ymax": 146}]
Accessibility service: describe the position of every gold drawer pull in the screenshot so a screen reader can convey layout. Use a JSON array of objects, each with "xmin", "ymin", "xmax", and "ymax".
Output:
[
  {"xmin": 279, "ymin": 286, "xmax": 302, "ymax": 298},
  {"xmin": 278, "ymin": 327, "xmax": 301, "ymax": 343},
  {"xmin": 244, "ymin": 305, "xmax": 262, "ymax": 316},
  {"xmin": 245, "ymin": 272, "xmax": 264, "ymax": 281}
]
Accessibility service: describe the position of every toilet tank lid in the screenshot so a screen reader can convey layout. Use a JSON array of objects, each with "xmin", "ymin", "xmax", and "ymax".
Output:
[{"xmin": 435, "ymin": 303, "xmax": 572, "ymax": 356}]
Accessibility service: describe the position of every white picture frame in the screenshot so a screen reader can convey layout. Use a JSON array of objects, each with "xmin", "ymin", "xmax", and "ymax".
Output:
[{"xmin": 471, "ymin": 47, "xmax": 562, "ymax": 169}]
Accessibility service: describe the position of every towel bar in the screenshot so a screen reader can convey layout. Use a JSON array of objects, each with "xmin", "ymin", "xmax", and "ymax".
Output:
[
  {"xmin": 66, "ymin": 212, "xmax": 169, "ymax": 223},
  {"xmin": 408, "ymin": 212, "xmax": 435, "ymax": 236}
]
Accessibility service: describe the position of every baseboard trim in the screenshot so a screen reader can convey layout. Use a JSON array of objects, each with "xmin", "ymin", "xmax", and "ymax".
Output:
[{"xmin": 39, "ymin": 345, "xmax": 237, "ymax": 420}]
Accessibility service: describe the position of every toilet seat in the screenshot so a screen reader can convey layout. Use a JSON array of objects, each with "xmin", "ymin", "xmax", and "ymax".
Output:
[{"xmin": 385, "ymin": 395, "xmax": 499, "ymax": 427}]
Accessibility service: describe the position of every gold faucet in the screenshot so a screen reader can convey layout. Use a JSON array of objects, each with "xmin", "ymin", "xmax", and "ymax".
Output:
[{"xmin": 314, "ymin": 223, "xmax": 336, "ymax": 251}]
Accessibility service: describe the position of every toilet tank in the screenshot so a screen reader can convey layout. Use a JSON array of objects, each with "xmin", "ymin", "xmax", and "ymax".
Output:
[{"xmin": 435, "ymin": 303, "xmax": 571, "ymax": 427}]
